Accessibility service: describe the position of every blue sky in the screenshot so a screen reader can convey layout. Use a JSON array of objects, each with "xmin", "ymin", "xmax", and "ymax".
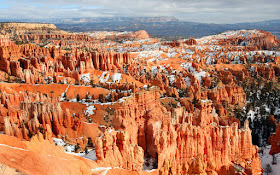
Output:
[{"xmin": 0, "ymin": 0, "xmax": 279, "ymax": 24}]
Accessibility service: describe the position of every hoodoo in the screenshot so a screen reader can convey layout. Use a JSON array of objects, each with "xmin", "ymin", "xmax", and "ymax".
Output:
[{"xmin": 0, "ymin": 21, "xmax": 279, "ymax": 175}]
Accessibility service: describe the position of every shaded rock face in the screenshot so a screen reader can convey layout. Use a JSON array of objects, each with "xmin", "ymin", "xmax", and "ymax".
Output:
[
  {"xmin": 269, "ymin": 124, "xmax": 280, "ymax": 155},
  {"xmin": 91, "ymin": 51, "xmax": 131, "ymax": 71},
  {"xmin": 255, "ymin": 65, "xmax": 277, "ymax": 79},
  {"xmin": 185, "ymin": 38, "xmax": 197, "ymax": 45}
]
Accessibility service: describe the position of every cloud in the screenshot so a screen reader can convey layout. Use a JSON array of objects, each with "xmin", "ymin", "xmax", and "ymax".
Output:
[{"xmin": 0, "ymin": 0, "xmax": 279, "ymax": 23}]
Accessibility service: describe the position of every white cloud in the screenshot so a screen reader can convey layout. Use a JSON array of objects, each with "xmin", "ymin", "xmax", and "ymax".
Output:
[{"xmin": 0, "ymin": 0, "xmax": 279, "ymax": 23}]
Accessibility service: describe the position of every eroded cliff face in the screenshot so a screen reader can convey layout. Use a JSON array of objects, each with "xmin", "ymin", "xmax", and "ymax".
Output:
[
  {"xmin": 95, "ymin": 88, "xmax": 262, "ymax": 174},
  {"xmin": 0, "ymin": 85, "xmax": 262, "ymax": 174},
  {"xmin": 0, "ymin": 41, "xmax": 132, "ymax": 84},
  {"xmin": 95, "ymin": 129, "xmax": 144, "ymax": 171},
  {"xmin": 0, "ymin": 90, "xmax": 89, "ymax": 146},
  {"xmin": 0, "ymin": 24, "xmax": 276, "ymax": 175}
]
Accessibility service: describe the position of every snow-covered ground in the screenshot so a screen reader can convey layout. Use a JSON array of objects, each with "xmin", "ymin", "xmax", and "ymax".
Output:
[
  {"xmin": 99, "ymin": 72, "xmax": 123, "ymax": 84},
  {"xmin": 53, "ymin": 138, "xmax": 97, "ymax": 161},
  {"xmin": 180, "ymin": 62, "xmax": 207, "ymax": 85},
  {"xmin": 60, "ymin": 84, "xmax": 70, "ymax": 101},
  {"xmin": 84, "ymin": 105, "xmax": 96, "ymax": 116},
  {"xmin": 80, "ymin": 73, "xmax": 90, "ymax": 83},
  {"xmin": 91, "ymin": 167, "xmax": 138, "ymax": 175},
  {"xmin": 99, "ymin": 72, "xmax": 110, "ymax": 83},
  {"xmin": 112, "ymin": 73, "xmax": 122, "ymax": 83},
  {"xmin": 197, "ymin": 29, "xmax": 264, "ymax": 45},
  {"xmin": 260, "ymin": 145, "xmax": 280, "ymax": 175}
]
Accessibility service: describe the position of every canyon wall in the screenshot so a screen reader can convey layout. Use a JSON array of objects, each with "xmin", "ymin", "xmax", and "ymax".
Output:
[{"xmin": 96, "ymin": 88, "xmax": 262, "ymax": 174}]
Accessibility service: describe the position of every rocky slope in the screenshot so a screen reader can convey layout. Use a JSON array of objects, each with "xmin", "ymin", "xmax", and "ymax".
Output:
[{"xmin": 0, "ymin": 22, "xmax": 279, "ymax": 174}]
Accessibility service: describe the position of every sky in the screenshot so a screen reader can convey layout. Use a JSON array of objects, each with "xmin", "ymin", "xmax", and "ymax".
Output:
[{"xmin": 0, "ymin": 0, "xmax": 279, "ymax": 24}]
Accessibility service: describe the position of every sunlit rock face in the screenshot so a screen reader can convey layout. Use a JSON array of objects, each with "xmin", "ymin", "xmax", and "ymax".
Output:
[{"xmin": 1, "ymin": 23, "xmax": 279, "ymax": 175}]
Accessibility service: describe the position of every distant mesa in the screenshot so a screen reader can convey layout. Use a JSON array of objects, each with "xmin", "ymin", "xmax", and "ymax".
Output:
[
  {"xmin": 0, "ymin": 22, "xmax": 68, "ymax": 36},
  {"xmin": 0, "ymin": 22, "xmax": 57, "ymax": 30}
]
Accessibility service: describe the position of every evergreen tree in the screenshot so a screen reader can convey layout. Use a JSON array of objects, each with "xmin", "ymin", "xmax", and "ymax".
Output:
[
  {"xmin": 76, "ymin": 94, "xmax": 81, "ymax": 102},
  {"xmin": 264, "ymin": 164, "xmax": 272, "ymax": 175}
]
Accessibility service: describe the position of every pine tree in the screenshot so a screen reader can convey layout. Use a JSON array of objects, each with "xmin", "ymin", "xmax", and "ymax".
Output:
[
  {"xmin": 264, "ymin": 164, "xmax": 272, "ymax": 175},
  {"xmin": 192, "ymin": 96, "xmax": 199, "ymax": 105},
  {"xmin": 99, "ymin": 94, "xmax": 104, "ymax": 103},
  {"xmin": 76, "ymin": 94, "xmax": 80, "ymax": 102},
  {"xmin": 75, "ymin": 143, "xmax": 80, "ymax": 152},
  {"xmin": 272, "ymin": 154, "xmax": 277, "ymax": 165}
]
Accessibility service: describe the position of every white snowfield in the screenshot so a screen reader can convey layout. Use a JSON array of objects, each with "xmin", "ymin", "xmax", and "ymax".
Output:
[
  {"xmin": 260, "ymin": 145, "xmax": 280, "ymax": 175},
  {"xmin": 80, "ymin": 73, "xmax": 90, "ymax": 83},
  {"xmin": 84, "ymin": 105, "xmax": 96, "ymax": 116},
  {"xmin": 181, "ymin": 62, "xmax": 207, "ymax": 85},
  {"xmin": 197, "ymin": 29, "xmax": 264, "ymax": 45},
  {"xmin": 53, "ymin": 138, "xmax": 97, "ymax": 161},
  {"xmin": 99, "ymin": 72, "xmax": 122, "ymax": 83},
  {"xmin": 60, "ymin": 84, "xmax": 70, "ymax": 101},
  {"xmin": 99, "ymin": 71, "xmax": 110, "ymax": 83},
  {"xmin": 112, "ymin": 73, "xmax": 122, "ymax": 83}
]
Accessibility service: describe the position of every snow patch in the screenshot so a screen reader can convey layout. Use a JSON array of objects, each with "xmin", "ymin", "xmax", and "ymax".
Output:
[
  {"xmin": 85, "ymin": 105, "xmax": 96, "ymax": 116},
  {"xmin": 84, "ymin": 150, "xmax": 97, "ymax": 161},
  {"xmin": 80, "ymin": 73, "xmax": 90, "ymax": 83},
  {"xmin": 112, "ymin": 73, "xmax": 122, "ymax": 83},
  {"xmin": 99, "ymin": 72, "xmax": 110, "ymax": 83},
  {"xmin": 260, "ymin": 145, "xmax": 280, "ymax": 175},
  {"xmin": 181, "ymin": 62, "xmax": 207, "ymax": 85}
]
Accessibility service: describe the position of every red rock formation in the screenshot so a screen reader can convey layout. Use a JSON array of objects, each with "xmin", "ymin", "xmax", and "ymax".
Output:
[
  {"xmin": 0, "ymin": 90, "xmax": 89, "ymax": 145},
  {"xmin": 108, "ymin": 89, "xmax": 261, "ymax": 174},
  {"xmin": 185, "ymin": 38, "xmax": 197, "ymax": 45},
  {"xmin": 0, "ymin": 39, "xmax": 133, "ymax": 84},
  {"xmin": 91, "ymin": 51, "xmax": 131, "ymax": 71},
  {"xmin": 0, "ymin": 36, "xmax": 15, "ymax": 46},
  {"xmin": 218, "ymin": 30, "xmax": 279, "ymax": 50},
  {"xmin": 95, "ymin": 129, "xmax": 144, "ymax": 171},
  {"xmin": 0, "ymin": 24, "xmax": 270, "ymax": 175},
  {"xmin": 269, "ymin": 123, "xmax": 280, "ymax": 155},
  {"xmin": 0, "ymin": 133, "xmax": 95, "ymax": 175},
  {"xmin": 255, "ymin": 65, "xmax": 276, "ymax": 79},
  {"xmin": 207, "ymin": 85, "xmax": 245, "ymax": 105}
]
